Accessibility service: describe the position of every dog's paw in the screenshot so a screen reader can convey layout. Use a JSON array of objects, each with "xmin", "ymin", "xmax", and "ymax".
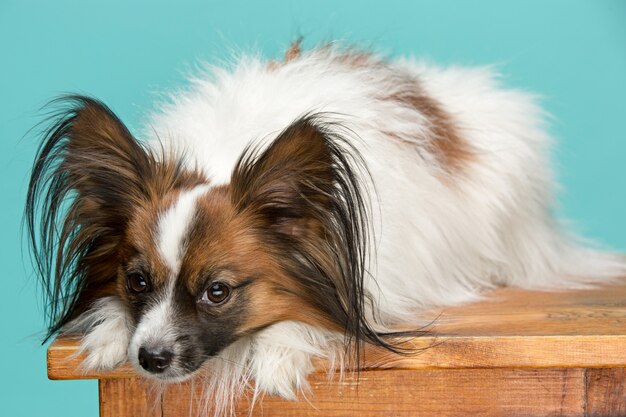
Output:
[
  {"xmin": 81, "ymin": 324, "xmax": 130, "ymax": 370},
  {"xmin": 252, "ymin": 348, "xmax": 313, "ymax": 399},
  {"xmin": 64, "ymin": 297, "xmax": 131, "ymax": 370},
  {"xmin": 250, "ymin": 322, "xmax": 334, "ymax": 400}
]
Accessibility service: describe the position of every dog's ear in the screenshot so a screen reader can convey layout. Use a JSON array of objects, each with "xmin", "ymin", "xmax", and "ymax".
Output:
[
  {"xmin": 26, "ymin": 96, "xmax": 156, "ymax": 340},
  {"xmin": 60, "ymin": 96, "xmax": 154, "ymax": 216},
  {"xmin": 230, "ymin": 117, "xmax": 336, "ymax": 237},
  {"xmin": 231, "ymin": 116, "xmax": 402, "ymax": 362}
]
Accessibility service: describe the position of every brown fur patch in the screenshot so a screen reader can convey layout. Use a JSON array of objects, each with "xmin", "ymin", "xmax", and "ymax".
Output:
[
  {"xmin": 241, "ymin": 279, "xmax": 343, "ymax": 334},
  {"xmin": 389, "ymin": 89, "xmax": 472, "ymax": 173},
  {"xmin": 267, "ymin": 39, "xmax": 303, "ymax": 70},
  {"xmin": 284, "ymin": 39, "xmax": 301, "ymax": 62},
  {"xmin": 118, "ymin": 192, "xmax": 178, "ymax": 295}
]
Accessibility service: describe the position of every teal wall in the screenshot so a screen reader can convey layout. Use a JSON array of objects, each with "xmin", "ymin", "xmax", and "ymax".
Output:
[{"xmin": 1, "ymin": 1, "xmax": 624, "ymax": 415}]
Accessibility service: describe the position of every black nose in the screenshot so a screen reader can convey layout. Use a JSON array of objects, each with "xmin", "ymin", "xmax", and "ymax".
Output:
[{"xmin": 138, "ymin": 347, "xmax": 173, "ymax": 373}]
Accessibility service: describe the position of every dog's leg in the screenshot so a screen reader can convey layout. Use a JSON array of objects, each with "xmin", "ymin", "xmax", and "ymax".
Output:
[
  {"xmin": 249, "ymin": 321, "xmax": 339, "ymax": 399},
  {"xmin": 64, "ymin": 296, "xmax": 132, "ymax": 370}
]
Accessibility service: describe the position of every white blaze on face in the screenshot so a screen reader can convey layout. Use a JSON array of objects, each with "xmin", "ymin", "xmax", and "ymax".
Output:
[
  {"xmin": 157, "ymin": 184, "xmax": 211, "ymax": 274},
  {"xmin": 128, "ymin": 184, "xmax": 211, "ymax": 371}
]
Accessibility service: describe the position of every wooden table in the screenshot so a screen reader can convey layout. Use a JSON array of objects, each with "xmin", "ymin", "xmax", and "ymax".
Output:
[{"xmin": 47, "ymin": 283, "xmax": 626, "ymax": 416}]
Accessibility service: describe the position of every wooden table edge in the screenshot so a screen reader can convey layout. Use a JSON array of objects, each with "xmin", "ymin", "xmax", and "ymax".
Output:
[{"xmin": 47, "ymin": 333, "xmax": 626, "ymax": 380}]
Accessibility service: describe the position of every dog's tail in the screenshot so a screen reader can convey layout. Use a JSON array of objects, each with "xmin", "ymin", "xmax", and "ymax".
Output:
[{"xmin": 504, "ymin": 220, "xmax": 626, "ymax": 290}]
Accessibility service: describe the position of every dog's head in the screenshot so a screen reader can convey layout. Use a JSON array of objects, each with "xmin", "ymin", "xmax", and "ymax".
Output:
[{"xmin": 26, "ymin": 96, "xmax": 388, "ymax": 380}]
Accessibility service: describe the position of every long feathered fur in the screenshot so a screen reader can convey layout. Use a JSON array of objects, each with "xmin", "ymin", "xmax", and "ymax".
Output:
[
  {"xmin": 25, "ymin": 96, "xmax": 205, "ymax": 341},
  {"xmin": 230, "ymin": 115, "xmax": 425, "ymax": 361}
]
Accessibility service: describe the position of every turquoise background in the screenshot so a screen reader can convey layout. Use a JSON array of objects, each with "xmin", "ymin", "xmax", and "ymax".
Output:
[{"xmin": 1, "ymin": 1, "xmax": 624, "ymax": 415}]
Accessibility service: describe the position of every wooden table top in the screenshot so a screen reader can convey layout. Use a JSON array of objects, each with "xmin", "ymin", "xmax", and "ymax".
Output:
[{"xmin": 47, "ymin": 281, "xmax": 626, "ymax": 380}]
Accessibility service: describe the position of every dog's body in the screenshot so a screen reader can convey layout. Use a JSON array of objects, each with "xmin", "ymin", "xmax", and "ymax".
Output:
[{"xmin": 27, "ymin": 44, "xmax": 625, "ymax": 412}]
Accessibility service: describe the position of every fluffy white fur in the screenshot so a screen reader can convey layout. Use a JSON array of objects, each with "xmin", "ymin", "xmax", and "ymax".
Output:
[
  {"xmin": 66, "ymin": 297, "xmax": 131, "ymax": 371},
  {"xmin": 75, "ymin": 46, "xmax": 625, "ymax": 412}
]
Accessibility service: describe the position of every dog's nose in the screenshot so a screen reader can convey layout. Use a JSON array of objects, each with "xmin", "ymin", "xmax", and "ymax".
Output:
[{"xmin": 138, "ymin": 347, "xmax": 173, "ymax": 373}]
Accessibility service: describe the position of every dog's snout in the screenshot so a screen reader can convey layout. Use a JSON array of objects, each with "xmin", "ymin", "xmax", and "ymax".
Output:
[{"xmin": 138, "ymin": 346, "xmax": 173, "ymax": 373}]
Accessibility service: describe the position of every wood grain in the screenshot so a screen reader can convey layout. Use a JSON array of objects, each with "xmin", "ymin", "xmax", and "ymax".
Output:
[
  {"xmin": 163, "ymin": 368, "xmax": 586, "ymax": 416},
  {"xmin": 95, "ymin": 370, "xmax": 587, "ymax": 417},
  {"xmin": 586, "ymin": 368, "xmax": 626, "ymax": 417},
  {"xmin": 48, "ymin": 282, "xmax": 626, "ymax": 380},
  {"xmin": 99, "ymin": 378, "xmax": 162, "ymax": 417}
]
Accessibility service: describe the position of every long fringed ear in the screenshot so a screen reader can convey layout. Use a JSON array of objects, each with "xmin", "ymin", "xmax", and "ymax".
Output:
[
  {"xmin": 26, "ymin": 96, "xmax": 157, "ymax": 341},
  {"xmin": 231, "ymin": 117, "xmax": 338, "ymax": 236},
  {"xmin": 231, "ymin": 116, "xmax": 418, "ymax": 365},
  {"xmin": 232, "ymin": 116, "xmax": 428, "ymax": 361}
]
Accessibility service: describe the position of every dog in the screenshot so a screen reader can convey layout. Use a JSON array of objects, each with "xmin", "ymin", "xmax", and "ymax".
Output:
[{"xmin": 26, "ymin": 42, "xmax": 625, "ymax": 412}]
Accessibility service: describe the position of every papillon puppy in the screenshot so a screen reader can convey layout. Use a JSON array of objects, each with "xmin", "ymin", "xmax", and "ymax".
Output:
[{"xmin": 26, "ymin": 42, "xmax": 625, "ymax": 412}]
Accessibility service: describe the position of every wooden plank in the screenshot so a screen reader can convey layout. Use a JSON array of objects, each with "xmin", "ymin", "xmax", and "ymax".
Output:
[
  {"xmin": 161, "ymin": 368, "xmax": 585, "ymax": 417},
  {"xmin": 586, "ymin": 368, "xmax": 626, "ymax": 417},
  {"xmin": 368, "ymin": 335, "xmax": 626, "ymax": 370},
  {"xmin": 48, "ymin": 281, "xmax": 626, "ymax": 380},
  {"xmin": 99, "ymin": 378, "xmax": 162, "ymax": 417},
  {"xmin": 48, "ymin": 337, "xmax": 136, "ymax": 380},
  {"xmin": 47, "ymin": 334, "xmax": 626, "ymax": 380}
]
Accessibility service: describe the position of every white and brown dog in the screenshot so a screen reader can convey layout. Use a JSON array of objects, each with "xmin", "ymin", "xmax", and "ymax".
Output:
[{"xmin": 26, "ymin": 42, "xmax": 625, "ymax": 412}]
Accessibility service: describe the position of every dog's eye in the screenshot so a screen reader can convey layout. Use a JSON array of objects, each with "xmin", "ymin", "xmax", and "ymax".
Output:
[
  {"xmin": 127, "ymin": 273, "xmax": 150, "ymax": 294},
  {"xmin": 200, "ymin": 282, "xmax": 231, "ymax": 305}
]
